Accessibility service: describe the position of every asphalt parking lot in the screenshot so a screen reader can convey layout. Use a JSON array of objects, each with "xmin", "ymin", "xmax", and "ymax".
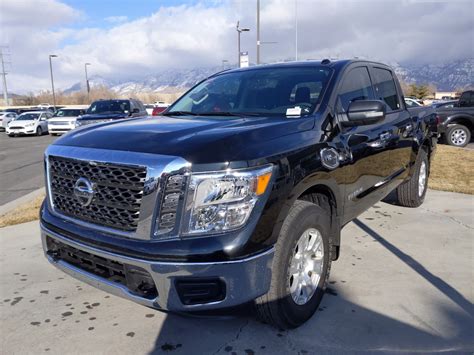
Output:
[
  {"xmin": 0, "ymin": 133, "xmax": 57, "ymax": 205},
  {"xmin": 0, "ymin": 190, "xmax": 472, "ymax": 354}
]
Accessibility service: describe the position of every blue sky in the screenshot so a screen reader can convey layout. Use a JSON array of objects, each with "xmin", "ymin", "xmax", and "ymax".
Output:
[{"xmin": 61, "ymin": 0, "xmax": 198, "ymax": 28}]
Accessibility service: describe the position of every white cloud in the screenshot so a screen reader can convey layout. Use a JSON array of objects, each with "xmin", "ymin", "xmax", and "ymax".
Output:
[
  {"xmin": 1, "ymin": 0, "xmax": 473, "ymax": 93},
  {"xmin": 105, "ymin": 16, "xmax": 128, "ymax": 24}
]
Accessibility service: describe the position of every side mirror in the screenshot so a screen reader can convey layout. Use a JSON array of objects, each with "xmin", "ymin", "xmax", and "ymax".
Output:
[
  {"xmin": 132, "ymin": 108, "xmax": 140, "ymax": 114},
  {"xmin": 344, "ymin": 100, "xmax": 386, "ymax": 126}
]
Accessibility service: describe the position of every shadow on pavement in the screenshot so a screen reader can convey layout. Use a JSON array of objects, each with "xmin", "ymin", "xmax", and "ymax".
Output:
[
  {"xmin": 149, "ymin": 293, "xmax": 473, "ymax": 354},
  {"xmin": 148, "ymin": 219, "xmax": 473, "ymax": 353},
  {"xmin": 353, "ymin": 218, "xmax": 473, "ymax": 318}
]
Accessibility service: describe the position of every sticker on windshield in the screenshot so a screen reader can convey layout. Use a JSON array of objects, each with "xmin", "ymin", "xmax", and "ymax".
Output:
[{"xmin": 286, "ymin": 106, "xmax": 302, "ymax": 116}]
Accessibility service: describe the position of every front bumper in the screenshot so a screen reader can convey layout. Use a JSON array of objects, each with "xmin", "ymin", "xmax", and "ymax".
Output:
[
  {"xmin": 41, "ymin": 223, "xmax": 273, "ymax": 311},
  {"xmin": 6, "ymin": 127, "xmax": 36, "ymax": 135},
  {"xmin": 48, "ymin": 126, "xmax": 73, "ymax": 134}
]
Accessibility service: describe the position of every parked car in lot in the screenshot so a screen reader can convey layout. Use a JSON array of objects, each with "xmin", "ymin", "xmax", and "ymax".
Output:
[
  {"xmin": 144, "ymin": 104, "xmax": 154, "ymax": 115},
  {"xmin": 48, "ymin": 107, "xmax": 87, "ymax": 135},
  {"xmin": 404, "ymin": 97, "xmax": 424, "ymax": 108},
  {"xmin": 0, "ymin": 111, "xmax": 18, "ymax": 130},
  {"xmin": 41, "ymin": 60, "xmax": 437, "ymax": 329},
  {"xmin": 435, "ymin": 90, "xmax": 473, "ymax": 147},
  {"xmin": 152, "ymin": 101, "xmax": 170, "ymax": 115},
  {"xmin": 75, "ymin": 99, "xmax": 147, "ymax": 127},
  {"xmin": 431, "ymin": 100, "xmax": 458, "ymax": 109},
  {"xmin": 6, "ymin": 111, "xmax": 52, "ymax": 136}
]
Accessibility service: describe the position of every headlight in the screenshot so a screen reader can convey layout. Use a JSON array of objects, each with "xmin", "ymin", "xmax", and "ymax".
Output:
[
  {"xmin": 182, "ymin": 165, "xmax": 273, "ymax": 235},
  {"xmin": 26, "ymin": 122, "xmax": 35, "ymax": 127}
]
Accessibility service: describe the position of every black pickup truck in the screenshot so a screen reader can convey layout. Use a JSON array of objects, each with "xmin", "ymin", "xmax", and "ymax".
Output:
[
  {"xmin": 435, "ymin": 90, "xmax": 474, "ymax": 147},
  {"xmin": 40, "ymin": 60, "xmax": 437, "ymax": 329}
]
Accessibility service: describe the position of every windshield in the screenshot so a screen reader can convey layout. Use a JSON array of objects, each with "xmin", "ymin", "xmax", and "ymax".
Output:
[
  {"xmin": 167, "ymin": 66, "xmax": 333, "ymax": 117},
  {"xmin": 86, "ymin": 101, "xmax": 130, "ymax": 114},
  {"xmin": 16, "ymin": 113, "xmax": 40, "ymax": 121},
  {"xmin": 54, "ymin": 109, "xmax": 82, "ymax": 117}
]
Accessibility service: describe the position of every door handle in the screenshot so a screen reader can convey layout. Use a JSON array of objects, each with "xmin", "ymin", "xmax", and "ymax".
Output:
[{"xmin": 368, "ymin": 132, "xmax": 391, "ymax": 148}]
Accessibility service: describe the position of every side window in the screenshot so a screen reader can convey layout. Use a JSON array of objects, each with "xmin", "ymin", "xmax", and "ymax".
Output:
[
  {"xmin": 459, "ymin": 92, "xmax": 473, "ymax": 107},
  {"xmin": 338, "ymin": 66, "xmax": 375, "ymax": 112},
  {"xmin": 372, "ymin": 68, "xmax": 400, "ymax": 111}
]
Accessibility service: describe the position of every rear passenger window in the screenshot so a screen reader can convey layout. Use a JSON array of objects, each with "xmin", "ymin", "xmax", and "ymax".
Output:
[
  {"xmin": 338, "ymin": 67, "xmax": 374, "ymax": 112},
  {"xmin": 459, "ymin": 92, "xmax": 473, "ymax": 107},
  {"xmin": 372, "ymin": 68, "xmax": 400, "ymax": 111}
]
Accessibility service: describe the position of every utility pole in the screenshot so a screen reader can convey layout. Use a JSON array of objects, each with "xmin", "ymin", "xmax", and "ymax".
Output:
[
  {"xmin": 0, "ymin": 48, "xmax": 10, "ymax": 106},
  {"xmin": 84, "ymin": 63, "xmax": 91, "ymax": 103},
  {"xmin": 256, "ymin": 0, "xmax": 260, "ymax": 65},
  {"xmin": 49, "ymin": 54, "xmax": 58, "ymax": 110}
]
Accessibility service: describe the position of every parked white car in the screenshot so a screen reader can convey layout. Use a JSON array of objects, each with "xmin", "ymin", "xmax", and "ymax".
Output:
[
  {"xmin": 6, "ymin": 111, "xmax": 52, "ymax": 137},
  {"xmin": 404, "ymin": 98, "xmax": 424, "ymax": 108},
  {"xmin": 0, "ymin": 111, "xmax": 18, "ymax": 130},
  {"xmin": 48, "ymin": 107, "xmax": 87, "ymax": 135}
]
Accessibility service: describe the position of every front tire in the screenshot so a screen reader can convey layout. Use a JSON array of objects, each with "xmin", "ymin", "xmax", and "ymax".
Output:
[
  {"xmin": 255, "ymin": 200, "xmax": 331, "ymax": 329},
  {"xmin": 395, "ymin": 149, "xmax": 429, "ymax": 207},
  {"xmin": 36, "ymin": 127, "xmax": 42, "ymax": 136},
  {"xmin": 445, "ymin": 124, "xmax": 470, "ymax": 147}
]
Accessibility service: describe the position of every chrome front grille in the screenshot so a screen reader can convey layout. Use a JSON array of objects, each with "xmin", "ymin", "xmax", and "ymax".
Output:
[
  {"xmin": 48, "ymin": 155, "xmax": 147, "ymax": 232},
  {"xmin": 49, "ymin": 121, "xmax": 69, "ymax": 125}
]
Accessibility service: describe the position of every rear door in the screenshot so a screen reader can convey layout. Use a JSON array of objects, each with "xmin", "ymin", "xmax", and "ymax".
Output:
[
  {"xmin": 369, "ymin": 66, "xmax": 414, "ymax": 185},
  {"xmin": 335, "ymin": 65, "xmax": 397, "ymax": 222}
]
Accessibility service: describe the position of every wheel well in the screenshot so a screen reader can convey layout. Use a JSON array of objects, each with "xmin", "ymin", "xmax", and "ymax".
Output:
[
  {"xmin": 297, "ymin": 184, "xmax": 337, "ymax": 215},
  {"xmin": 448, "ymin": 117, "xmax": 473, "ymax": 131},
  {"xmin": 297, "ymin": 184, "xmax": 340, "ymax": 260}
]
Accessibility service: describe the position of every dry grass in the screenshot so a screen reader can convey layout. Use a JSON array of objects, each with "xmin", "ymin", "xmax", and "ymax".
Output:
[
  {"xmin": 429, "ymin": 145, "xmax": 474, "ymax": 195},
  {"xmin": 0, "ymin": 145, "xmax": 472, "ymax": 228},
  {"xmin": 0, "ymin": 194, "xmax": 44, "ymax": 228}
]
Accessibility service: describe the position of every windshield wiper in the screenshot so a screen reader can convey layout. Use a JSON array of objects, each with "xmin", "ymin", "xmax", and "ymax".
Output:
[{"xmin": 161, "ymin": 111, "xmax": 199, "ymax": 116}]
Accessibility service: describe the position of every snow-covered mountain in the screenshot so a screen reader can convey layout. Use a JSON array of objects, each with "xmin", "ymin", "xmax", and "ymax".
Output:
[
  {"xmin": 393, "ymin": 59, "xmax": 473, "ymax": 91},
  {"xmin": 64, "ymin": 59, "xmax": 473, "ymax": 95},
  {"xmin": 64, "ymin": 67, "xmax": 223, "ymax": 95}
]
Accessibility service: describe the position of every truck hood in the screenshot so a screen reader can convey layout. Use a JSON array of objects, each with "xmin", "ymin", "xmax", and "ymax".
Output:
[{"xmin": 54, "ymin": 115, "xmax": 315, "ymax": 164}]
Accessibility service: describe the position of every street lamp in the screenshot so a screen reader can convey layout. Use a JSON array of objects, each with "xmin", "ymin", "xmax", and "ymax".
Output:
[
  {"xmin": 221, "ymin": 59, "xmax": 228, "ymax": 70},
  {"xmin": 236, "ymin": 21, "xmax": 250, "ymax": 68},
  {"xmin": 84, "ymin": 63, "xmax": 91, "ymax": 103},
  {"xmin": 49, "ymin": 54, "xmax": 58, "ymax": 110}
]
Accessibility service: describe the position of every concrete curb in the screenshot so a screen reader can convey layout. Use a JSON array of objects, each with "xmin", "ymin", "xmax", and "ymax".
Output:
[{"xmin": 0, "ymin": 187, "xmax": 45, "ymax": 216}]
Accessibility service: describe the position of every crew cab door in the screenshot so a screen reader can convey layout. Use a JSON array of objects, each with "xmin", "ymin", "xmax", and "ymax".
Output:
[
  {"xmin": 369, "ymin": 66, "xmax": 414, "ymax": 185},
  {"xmin": 334, "ymin": 65, "xmax": 399, "ymax": 222}
]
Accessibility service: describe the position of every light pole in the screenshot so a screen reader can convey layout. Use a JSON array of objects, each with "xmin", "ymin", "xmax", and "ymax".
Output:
[
  {"xmin": 257, "ymin": 0, "xmax": 260, "ymax": 65},
  {"xmin": 221, "ymin": 59, "xmax": 228, "ymax": 70},
  {"xmin": 84, "ymin": 63, "xmax": 91, "ymax": 103},
  {"xmin": 295, "ymin": 0, "xmax": 298, "ymax": 61},
  {"xmin": 49, "ymin": 54, "xmax": 58, "ymax": 110},
  {"xmin": 236, "ymin": 21, "xmax": 250, "ymax": 68}
]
